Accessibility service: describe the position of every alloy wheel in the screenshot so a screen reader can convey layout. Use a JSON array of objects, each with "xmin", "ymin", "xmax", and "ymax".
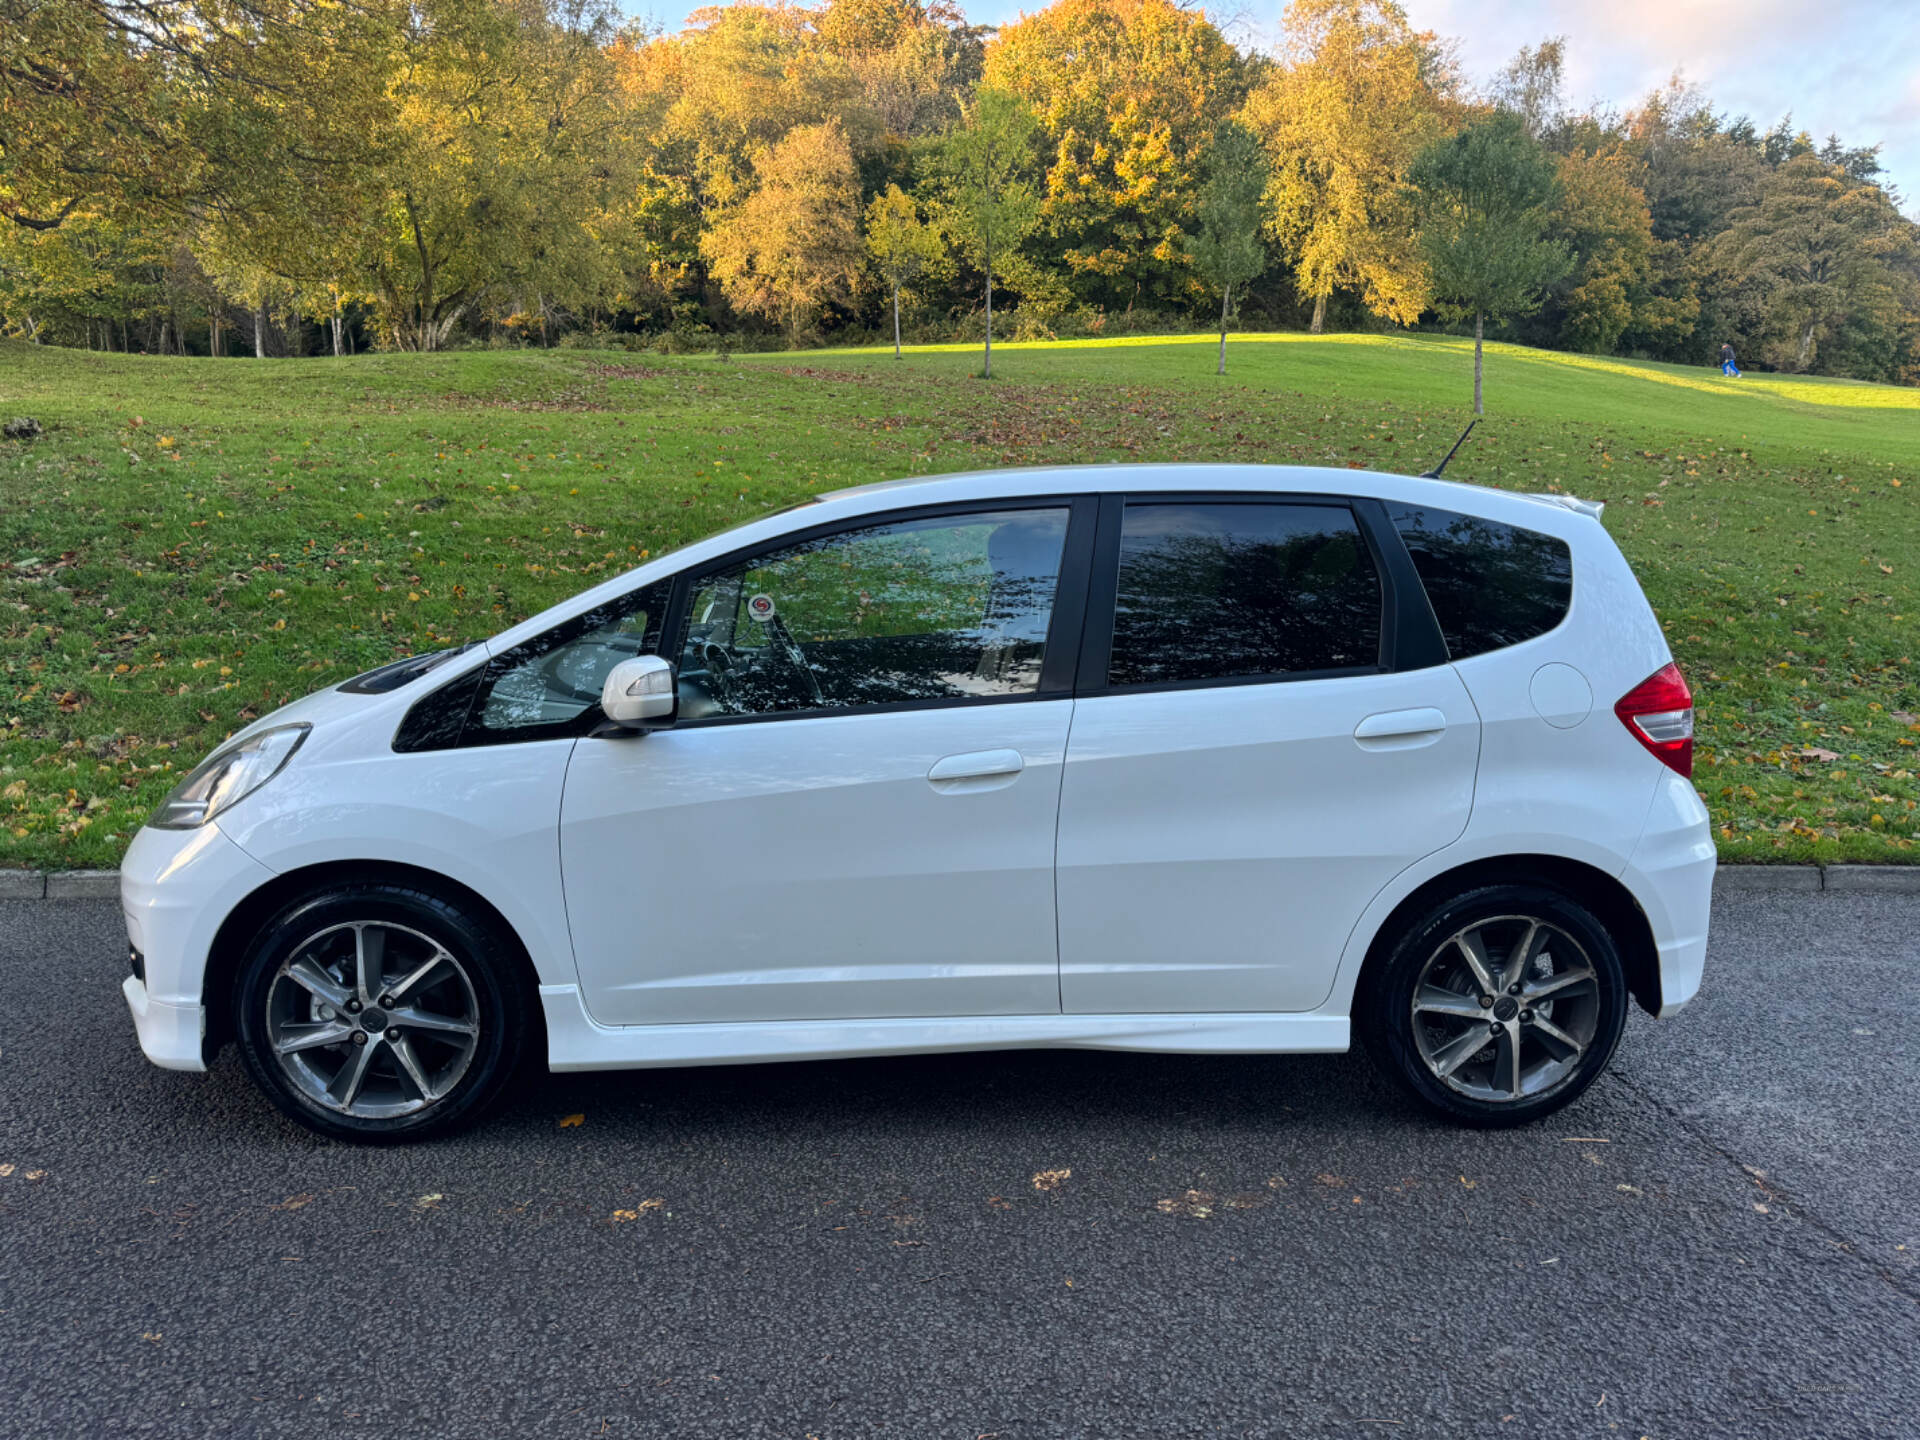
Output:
[
  {"xmin": 1409, "ymin": 914, "xmax": 1601, "ymax": 1104},
  {"xmin": 264, "ymin": 920, "xmax": 481, "ymax": 1119}
]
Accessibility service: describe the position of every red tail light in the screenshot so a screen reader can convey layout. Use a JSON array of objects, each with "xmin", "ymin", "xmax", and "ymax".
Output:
[{"xmin": 1615, "ymin": 662, "xmax": 1694, "ymax": 777}]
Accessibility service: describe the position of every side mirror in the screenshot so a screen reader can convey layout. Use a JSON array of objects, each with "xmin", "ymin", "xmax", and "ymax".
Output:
[{"xmin": 600, "ymin": 655, "xmax": 677, "ymax": 732}]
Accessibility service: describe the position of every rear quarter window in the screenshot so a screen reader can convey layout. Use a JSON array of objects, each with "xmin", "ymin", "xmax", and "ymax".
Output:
[{"xmin": 1387, "ymin": 504, "xmax": 1572, "ymax": 660}]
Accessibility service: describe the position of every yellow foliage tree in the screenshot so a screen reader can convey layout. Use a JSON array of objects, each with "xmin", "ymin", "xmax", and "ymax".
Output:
[
  {"xmin": 1241, "ymin": 0, "xmax": 1450, "ymax": 331},
  {"xmin": 702, "ymin": 119, "xmax": 866, "ymax": 340}
]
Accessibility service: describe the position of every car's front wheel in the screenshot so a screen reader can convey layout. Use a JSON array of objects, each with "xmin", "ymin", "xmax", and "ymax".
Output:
[
  {"xmin": 1360, "ymin": 883, "xmax": 1629, "ymax": 1127},
  {"xmin": 233, "ymin": 883, "xmax": 532, "ymax": 1142}
]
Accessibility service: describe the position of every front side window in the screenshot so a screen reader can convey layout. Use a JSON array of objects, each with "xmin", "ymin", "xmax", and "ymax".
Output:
[
  {"xmin": 1107, "ymin": 502, "xmax": 1383, "ymax": 687},
  {"xmin": 676, "ymin": 507, "xmax": 1070, "ymax": 719},
  {"xmin": 462, "ymin": 581, "xmax": 672, "ymax": 743},
  {"xmin": 1387, "ymin": 504, "xmax": 1571, "ymax": 660}
]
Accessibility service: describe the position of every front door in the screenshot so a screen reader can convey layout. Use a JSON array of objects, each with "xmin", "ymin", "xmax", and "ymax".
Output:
[
  {"xmin": 1056, "ymin": 497, "xmax": 1481, "ymax": 1015},
  {"xmin": 561, "ymin": 501, "xmax": 1089, "ymax": 1027}
]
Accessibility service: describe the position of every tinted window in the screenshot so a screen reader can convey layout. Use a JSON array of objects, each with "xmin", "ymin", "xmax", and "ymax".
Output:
[
  {"xmin": 461, "ymin": 580, "xmax": 672, "ymax": 744},
  {"xmin": 1388, "ymin": 505, "xmax": 1571, "ymax": 660},
  {"xmin": 1107, "ymin": 503, "xmax": 1383, "ymax": 687},
  {"xmin": 677, "ymin": 508, "xmax": 1069, "ymax": 719}
]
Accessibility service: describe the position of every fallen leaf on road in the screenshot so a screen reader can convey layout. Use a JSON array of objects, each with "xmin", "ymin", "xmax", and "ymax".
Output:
[
  {"xmin": 415, "ymin": 1193, "xmax": 443, "ymax": 1209},
  {"xmin": 559, "ymin": 1113, "xmax": 585, "ymax": 1128},
  {"xmin": 25, "ymin": 1170, "xmax": 46, "ymax": 1181},
  {"xmin": 0, "ymin": 1164, "xmax": 13, "ymax": 1177},
  {"xmin": 1155, "ymin": 1190, "xmax": 1214, "ymax": 1219},
  {"xmin": 270, "ymin": 1194, "xmax": 313, "ymax": 1211},
  {"xmin": 1031, "ymin": 1168, "xmax": 1070, "ymax": 1192}
]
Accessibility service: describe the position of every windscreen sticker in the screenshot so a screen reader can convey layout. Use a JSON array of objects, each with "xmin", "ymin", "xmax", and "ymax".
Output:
[{"xmin": 747, "ymin": 593, "xmax": 777, "ymax": 623}]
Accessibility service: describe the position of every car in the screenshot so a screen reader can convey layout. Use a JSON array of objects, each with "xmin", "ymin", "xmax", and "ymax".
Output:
[{"xmin": 119, "ymin": 463, "xmax": 1714, "ymax": 1141}]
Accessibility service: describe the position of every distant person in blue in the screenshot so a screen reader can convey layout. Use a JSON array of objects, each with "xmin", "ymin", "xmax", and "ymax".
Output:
[{"xmin": 1720, "ymin": 342, "xmax": 1741, "ymax": 377}]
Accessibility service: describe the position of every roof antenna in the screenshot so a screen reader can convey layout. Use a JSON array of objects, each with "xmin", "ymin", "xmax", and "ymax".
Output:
[{"xmin": 1420, "ymin": 419, "xmax": 1477, "ymax": 479}]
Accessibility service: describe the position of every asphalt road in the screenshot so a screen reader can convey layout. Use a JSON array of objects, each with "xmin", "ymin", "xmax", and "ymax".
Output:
[{"xmin": 2, "ymin": 890, "xmax": 1916, "ymax": 1440}]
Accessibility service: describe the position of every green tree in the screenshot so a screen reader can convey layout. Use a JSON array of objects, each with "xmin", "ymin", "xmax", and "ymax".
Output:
[
  {"xmin": 702, "ymin": 119, "xmax": 866, "ymax": 340},
  {"xmin": 1709, "ymin": 154, "xmax": 1920, "ymax": 375},
  {"xmin": 926, "ymin": 87, "xmax": 1041, "ymax": 377},
  {"xmin": 864, "ymin": 183, "xmax": 946, "ymax": 357},
  {"xmin": 1190, "ymin": 121, "xmax": 1267, "ymax": 375},
  {"xmin": 1242, "ymin": 0, "xmax": 1450, "ymax": 332},
  {"xmin": 1412, "ymin": 110, "xmax": 1571, "ymax": 413}
]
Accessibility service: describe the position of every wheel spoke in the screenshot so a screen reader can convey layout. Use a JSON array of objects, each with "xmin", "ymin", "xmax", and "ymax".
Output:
[
  {"xmin": 388, "ymin": 1034, "xmax": 437, "ymax": 1102},
  {"xmin": 1529, "ymin": 1013, "xmax": 1586, "ymax": 1061},
  {"xmin": 273, "ymin": 1021, "xmax": 353, "ymax": 1055},
  {"xmin": 286, "ymin": 957, "xmax": 350, "ymax": 1009},
  {"xmin": 1501, "ymin": 922, "xmax": 1541, "ymax": 992},
  {"xmin": 1495, "ymin": 1025, "xmax": 1525, "ymax": 1098},
  {"xmin": 1430, "ymin": 1023, "xmax": 1494, "ymax": 1079},
  {"xmin": 1414, "ymin": 984, "xmax": 1487, "ymax": 1020},
  {"xmin": 327, "ymin": 1041, "xmax": 377, "ymax": 1108},
  {"xmin": 390, "ymin": 1004, "xmax": 477, "ymax": 1038},
  {"xmin": 1453, "ymin": 930, "xmax": 1500, "ymax": 996},
  {"xmin": 1523, "ymin": 968, "xmax": 1597, "ymax": 1003},
  {"xmin": 355, "ymin": 924, "xmax": 386, "ymax": 1002},
  {"xmin": 386, "ymin": 949, "xmax": 452, "ymax": 1002}
]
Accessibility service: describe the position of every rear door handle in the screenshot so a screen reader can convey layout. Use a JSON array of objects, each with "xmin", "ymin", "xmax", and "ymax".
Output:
[
  {"xmin": 1354, "ymin": 707, "xmax": 1448, "ymax": 750},
  {"xmin": 929, "ymin": 749, "xmax": 1025, "ymax": 791}
]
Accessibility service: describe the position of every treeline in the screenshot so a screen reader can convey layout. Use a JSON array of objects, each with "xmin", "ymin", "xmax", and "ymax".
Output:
[{"xmin": 4, "ymin": 0, "xmax": 1917, "ymax": 382}]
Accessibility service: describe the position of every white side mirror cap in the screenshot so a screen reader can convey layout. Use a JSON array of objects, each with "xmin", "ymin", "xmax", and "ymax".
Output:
[{"xmin": 601, "ymin": 655, "xmax": 677, "ymax": 730}]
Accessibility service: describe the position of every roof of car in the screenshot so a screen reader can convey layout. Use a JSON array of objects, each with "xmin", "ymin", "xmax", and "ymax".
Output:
[{"xmin": 820, "ymin": 463, "xmax": 1602, "ymax": 524}]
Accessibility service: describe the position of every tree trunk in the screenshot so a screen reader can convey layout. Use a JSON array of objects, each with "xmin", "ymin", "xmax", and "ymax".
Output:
[
  {"xmin": 1217, "ymin": 281, "xmax": 1230, "ymax": 376},
  {"xmin": 1796, "ymin": 321, "xmax": 1816, "ymax": 371},
  {"xmin": 984, "ymin": 269, "xmax": 993, "ymax": 380},
  {"xmin": 159, "ymin": 319, "xmax": 171, "ymax": 355},
  {"xmin": 1310, "ymin": 292, "xmax": 1327, "ymax": 334},
  {"xmin": 254, "ymin": 305, "xmax": 267, "ymax": 359},
  {"xmin": 892, "ymin": 280, "xmax": 902, "ymax": 360},
  {"xmin": 210, "ymin": 316, "xmax": 221, "ymax": 358},
  {"xmin": 1473, "ymin": 311, "xmax": 1484, "ymax": 416},
  {"xmin": 331, "ymin": 313, "xmax": 344, "ymax": 357}
]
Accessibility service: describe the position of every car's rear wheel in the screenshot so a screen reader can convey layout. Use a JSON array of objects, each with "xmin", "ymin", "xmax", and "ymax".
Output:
[
  {"xmin": 1360, "ymin": 883, "xmax": 1629, "ymax": 1127},
  {"xmin": 234, "ymin": 883, "xmax": 532, "ymax": 1142}
]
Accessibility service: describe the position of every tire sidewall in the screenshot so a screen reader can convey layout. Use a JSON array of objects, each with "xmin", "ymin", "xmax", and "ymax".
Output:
[
  {"xmin": 1362, "ymin": 883, "xmax": 1629, "ymax": 1128},
  {"xmin": 234, "ymin": 884, "xmax": 529, "ymax": 1143}
]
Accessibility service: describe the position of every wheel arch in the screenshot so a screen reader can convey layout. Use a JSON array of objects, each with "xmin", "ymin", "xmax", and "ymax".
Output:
[
  {"xmin": 1351, "ymin": 854, "xmax": 1662, "ymax": 1020},
  {"xmin": 202, "ymin": 859, "xmax": 544, "ymax": 1060}
]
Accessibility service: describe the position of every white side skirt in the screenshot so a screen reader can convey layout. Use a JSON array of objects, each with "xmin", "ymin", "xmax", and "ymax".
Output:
[{"xmin": 539, "ymin": 984, "xmax": 1350, "ymax": 1072}]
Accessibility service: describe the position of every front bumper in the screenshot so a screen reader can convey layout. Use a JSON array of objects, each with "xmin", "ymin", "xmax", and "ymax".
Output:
[
  {"xmin": 122, "ymin": 974, "xmax": 209, "ymax": 1071},
  {"xmin": 120, "ymin": 821, "xmax": 277, "ymax": 1072},
  {"xmin": 1621, "ymin": 770, "xmax": 1717, "ymax": 1017}
]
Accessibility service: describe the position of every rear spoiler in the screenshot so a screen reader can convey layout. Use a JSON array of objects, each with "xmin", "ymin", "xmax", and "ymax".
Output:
[{"xmin": 1515, "ymin": 493, "xmax": 1606, "ymax": 522}]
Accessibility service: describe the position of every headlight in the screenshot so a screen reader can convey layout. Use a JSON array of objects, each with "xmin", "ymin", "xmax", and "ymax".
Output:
[{"xmin": 149, "ymin": 724, "xmax": 309, "ymax": 830}]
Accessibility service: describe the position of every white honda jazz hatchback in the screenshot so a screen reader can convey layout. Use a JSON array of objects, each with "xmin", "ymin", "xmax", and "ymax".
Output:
[{"xmin": 119, "ymin": 464, "xmax": 1714, "ymax": 1141}]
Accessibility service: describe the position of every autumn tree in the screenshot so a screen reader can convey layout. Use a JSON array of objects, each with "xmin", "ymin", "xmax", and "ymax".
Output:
[
  {"xmin": 926, "ymin": 88, "xmax": 1042, "ymax": 377},
  {"xmin": 1190, "ymin": 122, "xmax": 1267, "ymax": 375},
  {"xmin": 1412, "ymin": 111, "xmax": 1571, "ymax": 413},
  {"xmin": 983, "ymin": 0, "xmax": 1245, "ymax": 313},
  {"xmin": 703, "ymin": 119, "xmax": 866, "ymax": 340},
  {"xmin": 864, "ymin": 184, "xmax": 945, "ymax": 356},
  {"xmin": 1242, "ymin": 0, "xmax": 1449, "ymax": 332}
]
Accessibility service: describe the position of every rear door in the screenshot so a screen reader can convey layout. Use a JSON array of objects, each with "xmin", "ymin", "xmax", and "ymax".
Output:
[{"xmin": 1055, "ymin": 493, "xmax": 1480, "ymax": 1015}]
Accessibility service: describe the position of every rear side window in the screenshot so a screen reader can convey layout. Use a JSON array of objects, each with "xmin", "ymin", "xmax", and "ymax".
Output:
[
  {"xmin": 1107, "ymin": 502, "xmax": 1383, "ymax": 687},
  {"xmin": 1387, "ymin": 505, "xmax": 1571, "ymax": 660}
]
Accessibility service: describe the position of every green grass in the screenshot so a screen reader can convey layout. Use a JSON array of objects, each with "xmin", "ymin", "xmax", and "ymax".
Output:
[{"xmin": 3, "ymin": 331, "xmax": 1916, "ymax": 869}]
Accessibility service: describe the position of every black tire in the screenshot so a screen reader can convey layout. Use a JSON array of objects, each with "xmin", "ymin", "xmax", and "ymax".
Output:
[
  {"xmin": 233, "ymin": 882, "xmax": 533, "ymax": 1143},
  {"xmin": 1358, "ymin": 883, "xmax": 1628, "ymax": 1128}
]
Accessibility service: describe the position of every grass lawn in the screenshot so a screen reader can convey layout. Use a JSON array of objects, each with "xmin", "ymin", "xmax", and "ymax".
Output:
[{"xmin": 2, "ymin": 330, "xmax": 1917, "ymax": 870}]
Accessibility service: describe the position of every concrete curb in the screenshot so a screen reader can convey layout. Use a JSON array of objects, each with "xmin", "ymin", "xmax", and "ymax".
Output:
[{"xmin": 6, "ymin": 863, "xmax": 1919, "ymax": 899}]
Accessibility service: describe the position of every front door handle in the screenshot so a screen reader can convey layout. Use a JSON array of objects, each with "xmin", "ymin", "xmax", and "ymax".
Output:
[
  {"xmin": 928, "ymin": 749, "xmax": 1025, "ymax": 792},
  {"xmin": 1354, "ymin": 707, "xmax": 1448, "ymax": 750}
]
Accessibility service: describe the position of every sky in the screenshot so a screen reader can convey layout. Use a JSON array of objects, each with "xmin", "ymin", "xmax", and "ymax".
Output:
[{"xmin": 631, "ymin": 0, "xmax": 1920, "ymax": 209}]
